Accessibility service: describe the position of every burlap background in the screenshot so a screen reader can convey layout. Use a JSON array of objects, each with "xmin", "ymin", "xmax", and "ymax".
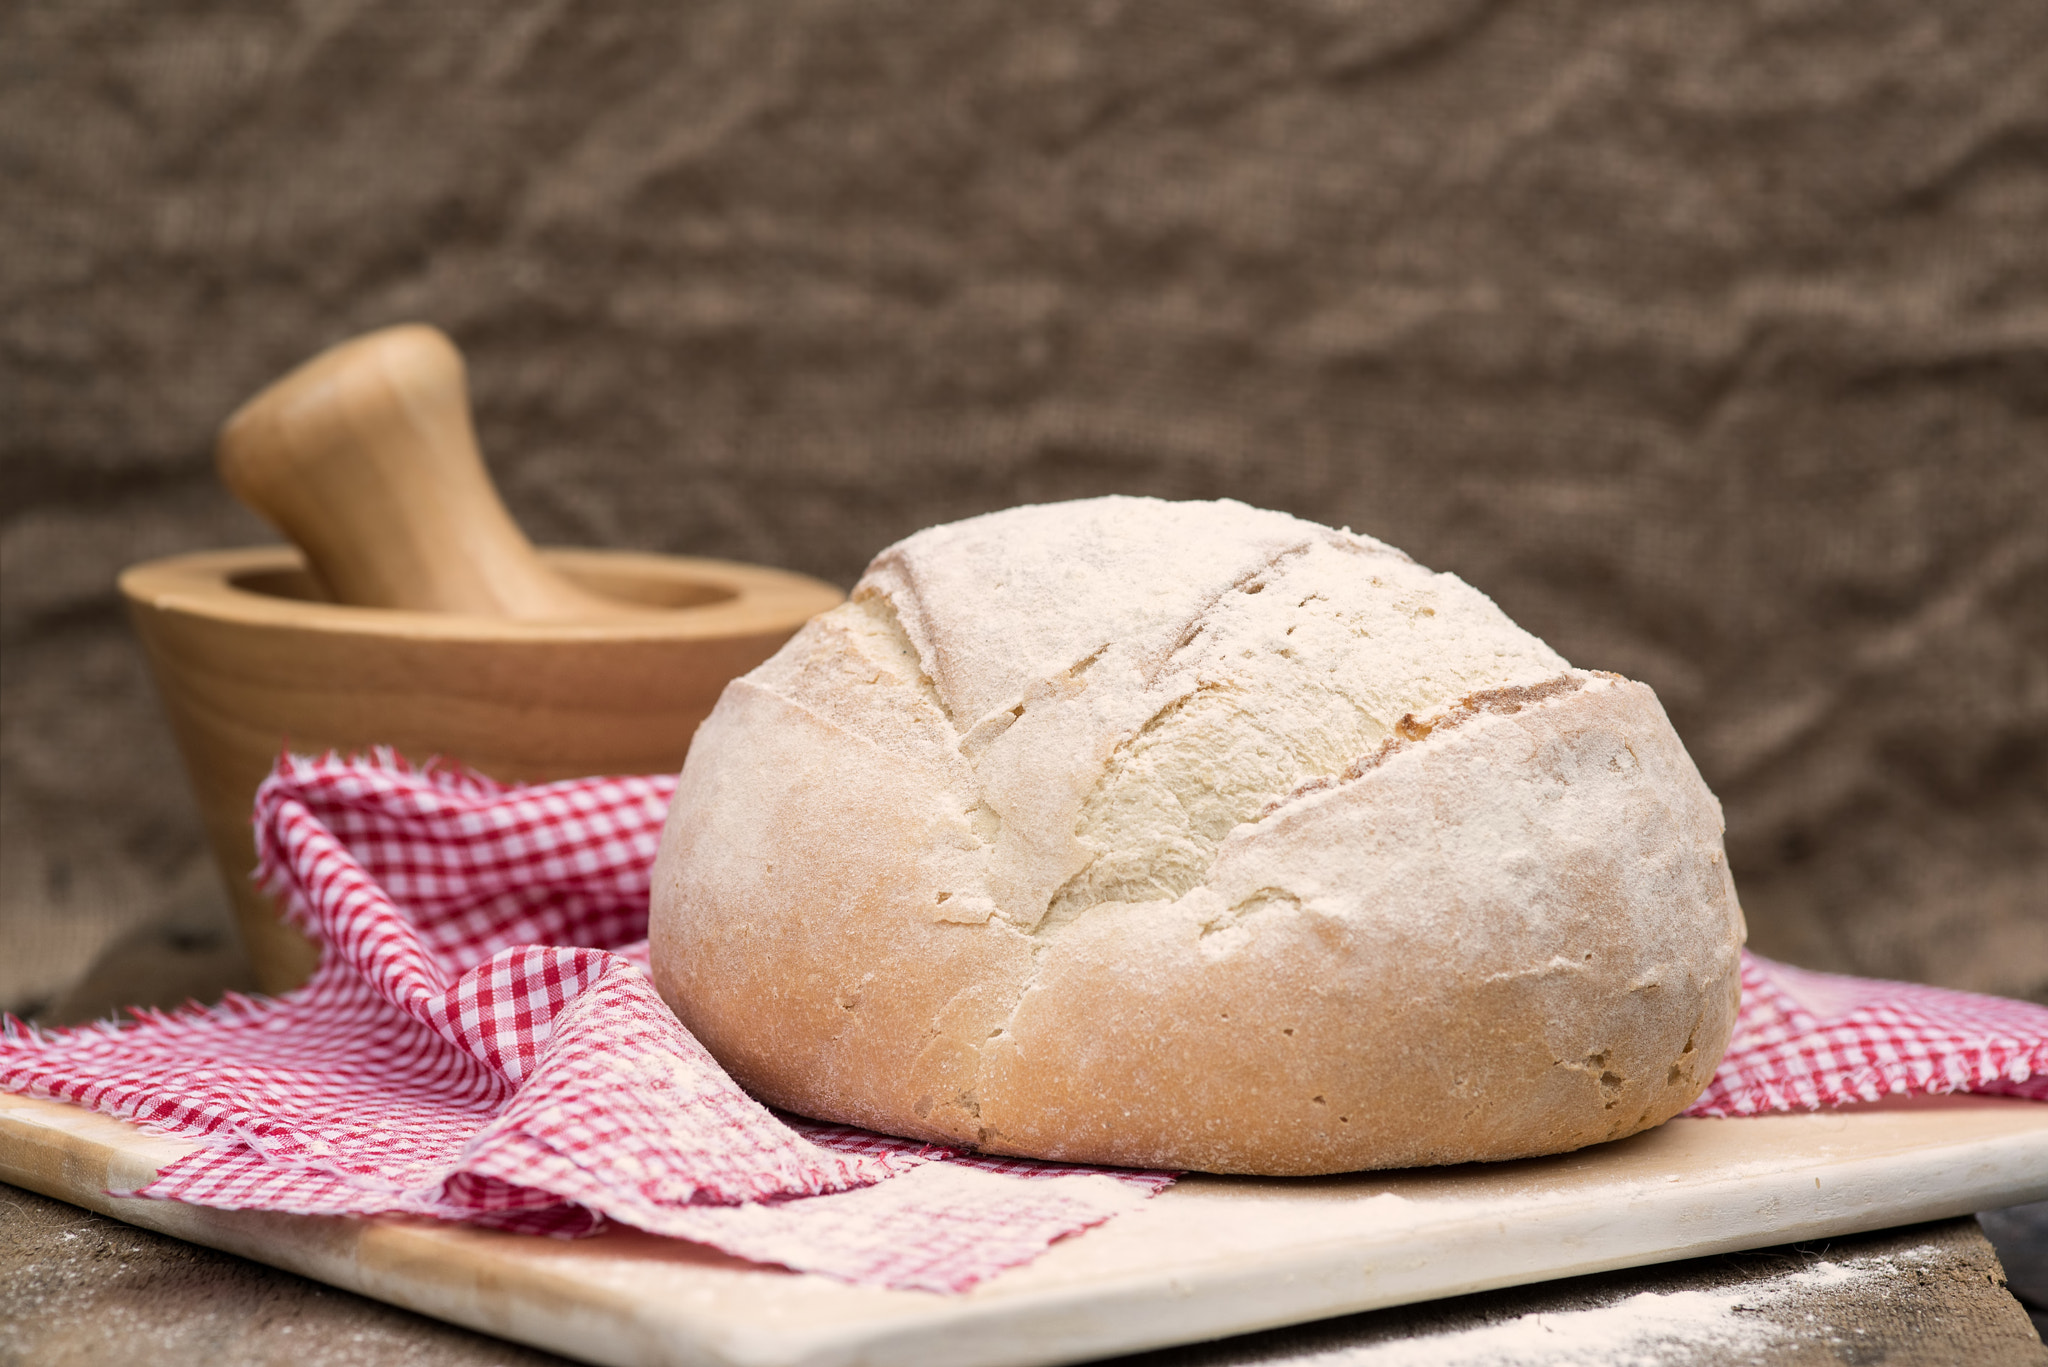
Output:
[{"xmin": 4, "ymin": 0, "xmax": 2045, "ymax": 1018}]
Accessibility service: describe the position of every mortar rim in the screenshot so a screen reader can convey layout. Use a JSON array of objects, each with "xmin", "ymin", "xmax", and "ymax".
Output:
[{"xmin": 118, "ymin": 545, "xmax": 844, "ymax": 644}]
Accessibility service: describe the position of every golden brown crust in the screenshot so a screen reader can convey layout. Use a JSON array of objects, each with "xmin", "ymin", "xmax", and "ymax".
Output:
[
  {"xmin": 652, "ymin": 671, "xmax": 1744, "ymax": 1174},
  {"xmin": 650, "ymin": 500, "xmax": 1746, "ymax": 1175},
  {"xmin": 967, "ymin": 677, "xmax": 1742, "ymax": 1172}
]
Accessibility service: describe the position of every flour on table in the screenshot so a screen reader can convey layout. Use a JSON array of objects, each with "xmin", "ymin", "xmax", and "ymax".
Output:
[{"xmin": 1292, "ymin": 1255, "xmax": 1908, "ymax": 1365}]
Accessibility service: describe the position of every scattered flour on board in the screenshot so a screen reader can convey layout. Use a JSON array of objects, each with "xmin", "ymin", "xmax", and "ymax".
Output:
[{"xmin": 1292, "ymin": 1254, "xmax": 1915, "ymax": 1366}]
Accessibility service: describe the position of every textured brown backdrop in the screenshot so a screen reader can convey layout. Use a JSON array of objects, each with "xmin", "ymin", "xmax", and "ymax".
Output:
[{"xmin": 4, "ymin": 0, "xmax": 2046, "ymax": 1019}]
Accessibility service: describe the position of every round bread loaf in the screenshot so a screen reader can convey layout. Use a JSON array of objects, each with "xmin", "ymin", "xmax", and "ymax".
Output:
[{"xmin": 650, "ymin": 498, "xmax": 1745, "ymax": 1175}]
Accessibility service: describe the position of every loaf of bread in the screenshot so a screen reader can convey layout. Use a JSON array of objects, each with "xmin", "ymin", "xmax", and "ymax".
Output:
[{"xmin": 650, "ymin": 498, "xmax": 1745, "ymax": 1175}]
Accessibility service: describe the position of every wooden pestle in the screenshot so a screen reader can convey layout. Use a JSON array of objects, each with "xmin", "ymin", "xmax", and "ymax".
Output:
[{"xmin": 216, "ymin": 324, "xmax": 626, "ymax": 618}]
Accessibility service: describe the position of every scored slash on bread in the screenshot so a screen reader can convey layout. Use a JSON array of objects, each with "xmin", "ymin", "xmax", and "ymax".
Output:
[
  {"xmin": 651, "ymin": 498, "xmax": 1746, "ymax": 1175},
  {"xmin": 1268, "ymin": 671, "xmax": 1597, "ymax": 817}
]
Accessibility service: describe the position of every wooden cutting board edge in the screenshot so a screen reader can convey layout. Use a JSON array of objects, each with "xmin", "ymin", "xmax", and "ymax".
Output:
[
  {"xmin": 3, "ymin": 1090, "xmax": 2045, "ymax": 1367},
  {"xmin": 825, "ymin": 1103, "xmax": 2048, "ymax": 1367}
]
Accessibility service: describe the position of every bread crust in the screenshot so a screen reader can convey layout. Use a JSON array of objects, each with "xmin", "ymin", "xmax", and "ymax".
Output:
[{"xmin": 651, "ymin": 501, "xmax": 1745, "ymax": 1175}]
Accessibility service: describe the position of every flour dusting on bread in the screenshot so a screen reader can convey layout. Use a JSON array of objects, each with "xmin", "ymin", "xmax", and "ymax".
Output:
[{"xmin": 652, "ymin": 497, "xmax": 1745, "ymax": 1175}]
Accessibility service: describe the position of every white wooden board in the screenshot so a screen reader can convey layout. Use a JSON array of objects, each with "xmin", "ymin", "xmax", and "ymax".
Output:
[{"xmin": 3, "ymin": 1089, "xmax": 2043, "ymax": 1367}]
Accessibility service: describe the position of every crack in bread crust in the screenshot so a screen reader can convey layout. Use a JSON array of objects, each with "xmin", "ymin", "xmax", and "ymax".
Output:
[
  {"xmin": 1039, "ymin": 546, "xmax": 1573, "ymax": 927},
  {"xmin": 1263, "ymin": 671, "xmax": 1598, "ymax": 818}
]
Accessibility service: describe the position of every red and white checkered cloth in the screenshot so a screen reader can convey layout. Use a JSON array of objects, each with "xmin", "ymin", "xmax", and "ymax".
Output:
[
  {"xmin": 3, "ymin": 755, "xmax": 2044, "ymax": 1293},
  {"xmin": 1690, "ymin": 953, "xmax": 2048, "ymax": 1114}
]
